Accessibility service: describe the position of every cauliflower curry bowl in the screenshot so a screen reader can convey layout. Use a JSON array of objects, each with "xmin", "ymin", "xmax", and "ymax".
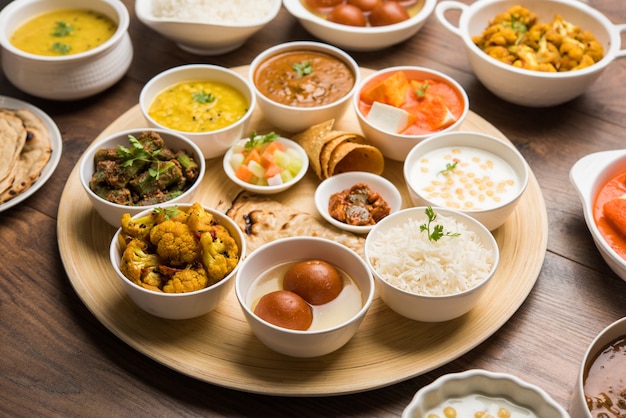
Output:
[
  {"xmin": 435, "ymin": 0, "xmax": 626, "ymax": 107},
  {"xmin": 79, "ymin": 128, "xmax": 206, "ymax": 227},
  {"xmin": 110, "ymin": 202, "xmax": 246, "ymax": 320}
]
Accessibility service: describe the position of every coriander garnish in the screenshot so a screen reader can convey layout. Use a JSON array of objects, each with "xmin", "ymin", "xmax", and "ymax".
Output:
[
  {"xmin": 192, "ymin": 91, "xmax": 215, "ymax": 104},
  {"xmin": 244, "ymin": 131, "xmax": 279, "ymax": 151},
  {"xmin": 153, "ymin": 206, "xmax": 180, "ymax": 220},
  {"xmin": 51, "ymin": 42, "xmax": 71, "ymax": 55},
  {"xmin": 420, "ymin": 206, "xmax": 460, "ymax": 242},
  {"xmin": 293, "ymin": 61, "xmax": 312, "ymax": 77},
  {"xmin": 117, "ymin": 135, "xmax": 164, "ymax": 179},
  {"xmin": 52, "ymin": 21, "xmax": 73, "ymax": 37},
  {"xmin": 415, "ymin": 82, "xmax": 429, "ymax": 98},
  {"xmin": 438, "ymin": 159, "xmax": 459, "ymax": 176}
]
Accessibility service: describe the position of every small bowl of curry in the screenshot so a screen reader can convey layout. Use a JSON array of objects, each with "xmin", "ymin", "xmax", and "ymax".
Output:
[
  {"xmin": 139, "ymin": 64, "xmax": 256, "ymax": 159},
  {"xmin": 0, "ymin": 0, "xmax": 133, "ymax": 100},
  {"xmin": 249, "ymin": 41, "xmax": 360, "ymax": 134},
  {"xmin": 314, "ymin": 171, "xmax": 403, "ymax": 234}
]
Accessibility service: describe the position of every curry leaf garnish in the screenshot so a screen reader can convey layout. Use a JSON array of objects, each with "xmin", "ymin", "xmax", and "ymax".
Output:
[
  {"xmin": 52, "ymin": 21, "xmax": 73, "ymax": 37},
  {"xmin": 192, "ymin": 91, "xmax": 215, "ymax": 104},
  {"xmin": 415, "ymin": 82, "xmax": 429, "ymax": 98},
  {"xmin": 420, "ymin": 206, "xmax": 461, "ymax": 242},
  {"xmin": 51, "ymin": 42, "xmax": 71, "ymax": 54},
  {"xmin": 293, "ymin": 61, "xmax": 313, "ymax": 77},
  {"xmin": 117, "ymin": 135, "xmax": 163, "ymax": 179},
  {"xmin": 244, "ymin": 131, "xmax": 279, "ymax": 151},
  {"xmin": 438, "ymin": 159, "xmax": 459, "ymax": 176}
]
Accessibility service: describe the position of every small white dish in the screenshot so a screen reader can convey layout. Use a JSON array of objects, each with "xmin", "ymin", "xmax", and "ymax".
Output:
[
  {"xmin": 0, "ymin": 96, "xmax": 62, "ymax": 212},
  {"xmin": 223, "ymin": 136, "xmax": 309, "ymax": 195},
  {"xmin": 314, "ymin": 171, "xmax": 402, "ymax": 234},
  {"xmin": 403, "ymin": 369, "xmax": 568, "ymax": 417}
]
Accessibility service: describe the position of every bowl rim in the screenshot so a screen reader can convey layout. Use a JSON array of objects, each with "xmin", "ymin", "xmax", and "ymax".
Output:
[
  {"xmin": 314, "ymin": 171, "xmax": 403, "ymax": 234},
  {"xmin": 353, "ymin": 65, "xmax": 470, "ymax": 139},
  {"xmin": 235, "ymin": 236, "xmax": 375, "ymax": 335},
  {"xmin": 249, "ymin": 40, "xmax": 361, "ymax": 112},
  {"xmin": 0, "ymin": 0, "xmax": 130, "ymax": 61},
  {"xmin": 448, "ymin": 0, "xmax": 621, "ymax": 78},
  {"xmin": 222, "ymin": 135, "xmax": 310, "ymax": 193},
  {"xmin": 139, "ymin": 63, "xmax": 256, "ymax": 137},
  {"xmin": 283, "ymin": 0, "xmax": 437, "ymax": 33},
  {"xmin": 109, "ymin": 203, "xmax": 246, "ymax": 297},
  {"xmin": 403, "ymin": 369, "xmax": 569, "ymax": 417},
  {"xmin": 364, "ymin": 206, "xmax": 500, "ymax": 299},
  {"xmin": 79, "ymin": 128, "xmax": 206, "ymax": 211},
  {"xmin": 136, "ymin": 0, "xmax": 282, "ymax": 28},
  {"xmin": 403, "ymin": 130, "xmax": 530, "ymax": 215}
]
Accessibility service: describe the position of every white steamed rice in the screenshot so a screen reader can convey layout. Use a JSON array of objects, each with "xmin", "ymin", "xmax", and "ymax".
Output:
[
  {"xmin": 151, "ymin": 0, "xmax": 276, "ymax": 24},
  {"xmin": 368, "ymin": 214, "xmax": 494, "ymax": 296}
]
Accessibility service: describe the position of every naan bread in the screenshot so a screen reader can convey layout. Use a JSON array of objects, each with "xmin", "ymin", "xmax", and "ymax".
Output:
[
  {"xmin": 225, "ymin": 192, "xmax": 365, "ymax": 258},
  {"xmin": 0, "ymin": 109, "xmax": 52, "ymax": 203}
]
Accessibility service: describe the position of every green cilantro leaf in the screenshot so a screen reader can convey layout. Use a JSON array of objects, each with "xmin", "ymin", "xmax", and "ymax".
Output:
[
  {"xmin": 244, "ymin": 131, "xmax": 279, "ymax": 151},
  {"xmin": 116, "ymin": 135, "xmax": 164, "ymax": 179},
  {"xmin": 293, "ymin": 61, "xmax": 313, "ymax": 77},
  {"xmin": 192, "ymin": 91, "xmax": 215, "ymax": 104},
  {"xmin": 51, "ymin": 42, "xmax": 71, "ymax": 55},
  {"xmin": 52, "ymin": 21, "xmax": 73, "ymax": 37},
  {"xmin": 415, "ymin": 82, "xmax": 429, "ymax": 98},
  {"xmin": 419, "ymin": 206, "xmax": 461, "ymax": 242},
  {"xmin": 438, "ymin": 159, "xmax": 459, "ymax": 176}
]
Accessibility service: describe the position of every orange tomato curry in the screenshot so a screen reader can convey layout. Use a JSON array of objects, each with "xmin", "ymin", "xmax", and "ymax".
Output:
[
  {"xmin": 253, "ymin": 50, "xmax": 355, "ymax": 108},
  {"xmin": 593, "ymin": 170, "xmax": 626, "ymax": 260},
  {"xmin": 358, "ymin": 70, "xmax": 465, "ymax": 135}
]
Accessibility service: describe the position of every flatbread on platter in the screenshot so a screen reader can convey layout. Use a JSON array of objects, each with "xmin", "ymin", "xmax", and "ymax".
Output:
[
  {"xmin": 0, "ymin": 108, "xmax": 52, "ymax": 204},
  {"xmin": 225, "ymin": 192, "xmax": 365, "ymax": 258}
]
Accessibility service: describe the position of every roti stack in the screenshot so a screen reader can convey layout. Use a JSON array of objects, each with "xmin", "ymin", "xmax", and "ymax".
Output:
[
  {"xmin": 292, "ymin": 119, "xmax": 384, "ymax": 180},
  {"xmin": 0, "ymin": 108, "xmax": 52, "ymax": 204}
]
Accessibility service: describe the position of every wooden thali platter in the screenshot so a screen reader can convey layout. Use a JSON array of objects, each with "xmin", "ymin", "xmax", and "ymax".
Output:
[{"xmin": 57, "ymin": 67, "xmax": 548, "ymax": 396}]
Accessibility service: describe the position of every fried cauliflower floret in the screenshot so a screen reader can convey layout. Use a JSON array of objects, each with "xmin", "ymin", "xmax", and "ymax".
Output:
[
  {"xmin": 200, "ymin": 226, "xmax": 239, "ymax": 284},
  {"xmin": 119, "ymin": 239, "xmax": 164, "ymax": 290},
  {"xmin": 162, "ymin": 264, "xmax": 209, "ymax": 293},
  {"xmin": 186, "ymin": 202, "xmax": 217, "ymax": 234},
  {"xmin": 149, "ymin": 219, "xmax": 201, "ymax": 266}
]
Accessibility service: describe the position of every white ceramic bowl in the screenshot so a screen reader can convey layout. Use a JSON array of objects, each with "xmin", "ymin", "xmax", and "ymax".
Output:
[
  {"xmin": 364, "ymin": 206, "xmax": 499, "ymax": 322},
  {"xmin": 109, "ymin": 203, "xmax": 246, "ymax": 320},
  {"xmin": 0, "ymin": 0, "xmax": 133, "ymax": 100},
  {"xmin": 404, "ymin": 131, "xmax": 529, "ymax": 231},
  {"xmin": 570, "ymin": 150, "xmax": 626, "ymax": 283},
  {"xmin": 235, "ymin": 236, "xmax": 375, "ymax": 357},
  {"xmin": 283, "ymin": 0, "xmax": 436, "ymax": 52},
  {"xmin": 223, "ymin": 136, "xmax": 309, "ymax": 195},
  {"xmin": 135, "ymin": 0, "xmax": 281, "ymax": 56},
  {"xmin": 436, "ymin": 0, "xmax": 626, "ymax": 107},
  {"xmin": 314, "ymin": 171, "xmax": 403, "ymax": 234},
  {"xmin": 570, "ymin": 317, "xmax": 626, "ymax": 418},
  {"xmin": 79, "ymin": 128, "xmax": 206, "ymax": 227},
  {"xmin": 403, "ymin": 369, "xmax": 568, "ymax": 418},
  {"xmin": 353, "ymin": 66, "xmax": 469, "ymax": 162},
  {"xmin": 249, "ymin": 41, "xmax": 360, "ymax": 133},
  {"xmin": 140, "ymin": 64, "xmax": 256, "ymax": 159}
]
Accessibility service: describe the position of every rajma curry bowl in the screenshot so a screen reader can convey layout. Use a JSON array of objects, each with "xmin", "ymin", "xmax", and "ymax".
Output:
[
  {"xmin": 109, "ymin": 203, "xmax": 246, "ymax": 320},
  {"xmin": 435, "ymin": 0, "xmax": 626, "ymax": 107},
  {"xmin": 235, "ymin": 236, "xmax": 374, "ymax": 357},
  {"xmin": 0, "ymin": 0, "xmax": 133, "ymax": 100}
]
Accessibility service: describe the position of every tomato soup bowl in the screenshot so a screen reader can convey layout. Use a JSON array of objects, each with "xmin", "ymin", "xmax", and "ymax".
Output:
[
  {"xmin": 403, "ymin": 369, "xmax": 568, "ymax": 417},
  {"xmin": 569, "ymin": 317, "xmax": 626, "ymax": 418},
  {"xmin": 0, "ymin": 0, "xmax": 132, "ymax": 100},
  {"xmin": 353, "ymin": 66, "xmax": 469, "ymax": 162},
  {"xmin": 79, "ymin": 128, "xmax": 206, "ymax": 228},
  {"xmin": 435, "ymin": 0, "xmax": 626, "ymax": 107},
  {"xmin": 249, "ymin": 41, "xmax": 360, "ymax": 134},
  {"xmin": 140, "ymin": 64, "xmax": 256, "ymax": 160},
  {"xmin": 235, "ymin": 236, "xmax": 375, "ymax": 358},
  {"xmin": 109, "ymin": 203, "xmax": 246, "ymax": 320},
  {"xmin": 135, "ymin": 0, "xmax": 281, "ymax": 56},
  {"xmin": 570, "ymin": 150, "xmax": 626, "ymax": 283},
  {"xmin": 282, "ymin": 0, "xmax": 437, "ymax": 52},
  {"xmin": 364, "ymin": 207, "xmax": 499, "ymax": 322},
  {"xmin": 403, "ymin": 131, "xmax": 529, "ymax": 231}
]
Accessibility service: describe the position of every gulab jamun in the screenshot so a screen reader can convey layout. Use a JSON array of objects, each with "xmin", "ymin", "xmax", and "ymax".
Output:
[
  {"xmin": 254, "ymin": 290, "xmax": 313, "ymax": 331},
  {"xmin": 369, "ymin": 2, "xmax": 410, "ymax": 26},
  {"xmin": 327, "ymin": 4, "xmax": 367, "ymax": 27},
  {"xmin": 283, "ymin": 260, "xmax": 343, "ymax": 305}
]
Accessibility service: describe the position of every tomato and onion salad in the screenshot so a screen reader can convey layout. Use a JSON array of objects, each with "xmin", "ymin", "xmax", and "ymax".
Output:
[{"xmin": 228, "ymin": 134, "xmax": 305, "ymax": 187}]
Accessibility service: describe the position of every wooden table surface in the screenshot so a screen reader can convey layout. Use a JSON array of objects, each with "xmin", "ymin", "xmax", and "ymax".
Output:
[{"xmin": 1, "ymin": 0, "xmax": 625, "ymax": 416}]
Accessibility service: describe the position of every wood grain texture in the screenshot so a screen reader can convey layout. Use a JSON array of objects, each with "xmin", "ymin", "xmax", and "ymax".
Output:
[{"xmin": 57, "ymin": 68, "xmax": 547, "ymax": 396}]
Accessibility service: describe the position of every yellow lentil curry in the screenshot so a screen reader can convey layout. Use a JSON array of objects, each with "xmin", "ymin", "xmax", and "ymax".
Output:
[
  {"xmin": 148, "ymin": 81, "xmax": 249, "ymax": 133},
  {"xmin": 11, "ymin": 9, "xmax": 117, "ymax": 56},
  {"xmin": 253, "ymin": 50, "xmax": 355, "ymax": 107}
]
